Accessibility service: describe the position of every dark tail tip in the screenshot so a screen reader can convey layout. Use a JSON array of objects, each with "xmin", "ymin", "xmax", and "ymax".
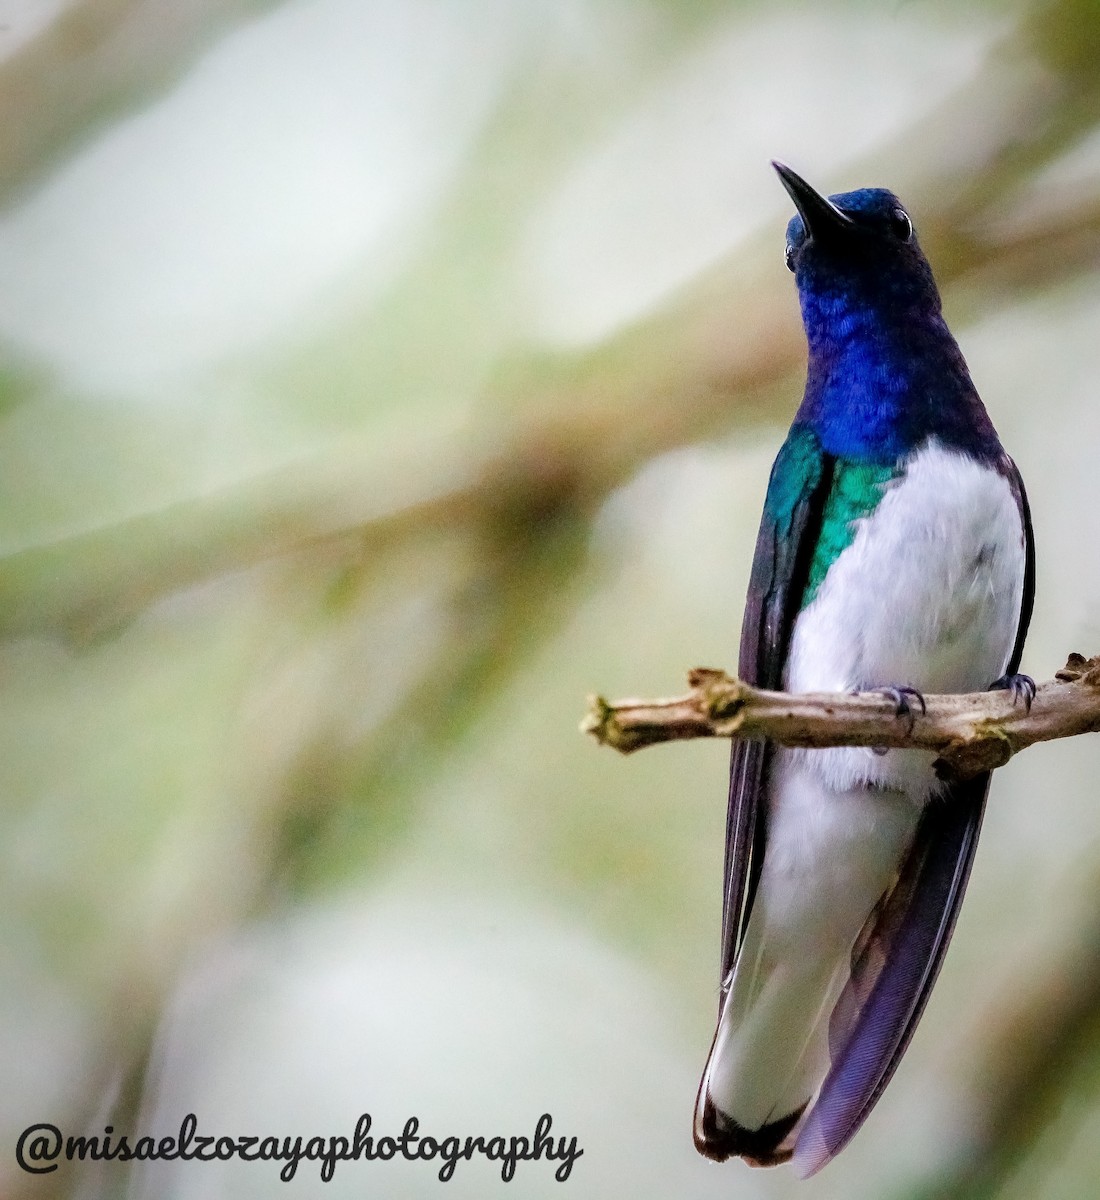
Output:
[{"xmin": 694, "ymin": 1092, "xmax": 806, "ymax": 1167}]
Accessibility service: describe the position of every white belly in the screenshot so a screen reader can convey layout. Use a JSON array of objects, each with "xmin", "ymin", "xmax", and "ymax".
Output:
[{"xmin": 783, "ymin": 440, "xmax": 1026, "ymax": 799}]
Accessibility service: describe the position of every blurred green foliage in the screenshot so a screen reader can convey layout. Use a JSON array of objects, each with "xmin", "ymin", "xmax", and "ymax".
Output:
[{"xmin": 2, "ymin": 1, "xmax": 1100, "ymax": 1198}]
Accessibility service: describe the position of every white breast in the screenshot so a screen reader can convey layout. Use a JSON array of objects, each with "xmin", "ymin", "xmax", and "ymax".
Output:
[{"xmin": 783, "ymin": 440, "xmax": 1026, "ymax": 799}]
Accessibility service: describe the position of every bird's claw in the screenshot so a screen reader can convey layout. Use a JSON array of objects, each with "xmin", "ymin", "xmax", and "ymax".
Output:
[
  {"xmin": 867, "ymin": 684, "xmax": 926, "ymax": 736},
  {"xmin": 989, "ymin": 672, "xmax": 1036, "ymax": 712}
]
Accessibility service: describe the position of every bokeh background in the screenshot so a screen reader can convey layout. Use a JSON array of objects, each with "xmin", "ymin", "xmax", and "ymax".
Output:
[{"xmin": 3, "ymin": 0, "xmax": 1100, "ymax": 1197}]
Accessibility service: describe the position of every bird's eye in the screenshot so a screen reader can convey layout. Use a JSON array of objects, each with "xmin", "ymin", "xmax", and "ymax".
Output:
[
  {"xmin": 784, "ymin": 242, "xmax": 795, "ymax": 271},
  {"xmin": 890, "ymin": 208, "xmax": 914, "ymax": 242}
]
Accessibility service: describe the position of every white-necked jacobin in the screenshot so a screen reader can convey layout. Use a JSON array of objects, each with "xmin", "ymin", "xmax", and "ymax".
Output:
[{"xmin": 693, "ymin": 163, "xmax": 1035, "ymax": 1175}]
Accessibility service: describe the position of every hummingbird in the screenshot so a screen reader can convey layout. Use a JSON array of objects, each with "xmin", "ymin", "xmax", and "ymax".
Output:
[{"xmin": 693, "ymin": 163, "xmax": 1035, "ymax": 1174}]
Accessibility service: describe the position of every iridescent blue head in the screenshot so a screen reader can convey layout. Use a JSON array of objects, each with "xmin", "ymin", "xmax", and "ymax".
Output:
[
  {"xmin": 775, "ymin": 161, "xmax": 941, "ymax": 342},
  {"xmin": 772, "ymin": 161, "xmax": 997, "ymax": 463}
]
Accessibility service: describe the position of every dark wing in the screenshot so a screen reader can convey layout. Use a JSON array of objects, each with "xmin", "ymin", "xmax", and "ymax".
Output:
[
  {"xmin": 718, "ymin": 426, "xmax": 835, "ymax": 982},
  {"xmin": 793, "ymin": 773, "xmax": 989, "ymax": 1175},
  {"xmin": 1002, "ymin": 454, "xmax": 1035, "ymax": 675},
  {"xmin": 790, "ymin": 452, "xmax": 1036, "ymax": 1176}
]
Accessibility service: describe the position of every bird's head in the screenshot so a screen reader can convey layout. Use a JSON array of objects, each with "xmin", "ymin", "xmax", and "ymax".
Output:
[{"xmin": 773, "ymin": 161, "xmax": 940, "ymax": 325}]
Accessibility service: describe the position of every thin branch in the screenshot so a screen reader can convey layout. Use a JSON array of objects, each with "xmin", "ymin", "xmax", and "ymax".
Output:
[
  {"xmin": 0, "ymin": 0, "xmax": 284, "ymax": 207},
  {"xmin": 582, "ymin": 654, "xmax": 1100, "ymax": 782}
]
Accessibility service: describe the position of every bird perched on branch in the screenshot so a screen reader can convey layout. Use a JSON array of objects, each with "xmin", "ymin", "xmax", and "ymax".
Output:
[{"xmin": 693, "ymin": 163, "xmax": 1035, "ymax": 1174}]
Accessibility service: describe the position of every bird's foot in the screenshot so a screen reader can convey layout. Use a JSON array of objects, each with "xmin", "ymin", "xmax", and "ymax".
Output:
[
  {"xmin": 989, "ymin": 672, "xmax": 1036, "ymax": 712},
  {"xmin": 860, "ymin": 684, "xmax": 926, "ymax": 736}
]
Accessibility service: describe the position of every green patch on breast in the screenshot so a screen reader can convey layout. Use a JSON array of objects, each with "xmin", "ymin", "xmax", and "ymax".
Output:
[{"xmin": 804, "ymin": 458, "xmax": 899, "ymax": 606}]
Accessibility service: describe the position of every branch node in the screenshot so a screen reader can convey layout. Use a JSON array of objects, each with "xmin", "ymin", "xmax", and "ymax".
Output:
[
  {"xmin": 1055, "ymin": 652, "xmax": 1100, "ymax": 686},
  {"xmin": 689, "ymin": 667, "xmax": 746, "ymax": 725},
  {"xmin": 934, "ymin": 727, "xmax": 1015, "ymax": 782}
]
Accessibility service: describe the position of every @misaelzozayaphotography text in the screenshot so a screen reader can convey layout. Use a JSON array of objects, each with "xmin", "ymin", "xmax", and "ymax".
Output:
[{"xmin": 15, "ymin": 1112, "xmax": 584, "ymax": 1183}]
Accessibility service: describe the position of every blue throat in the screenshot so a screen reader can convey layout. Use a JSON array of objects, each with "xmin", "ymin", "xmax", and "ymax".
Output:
[{"xmin": 795, "ymin": 278, "xmax": 999, "ymax": 464}]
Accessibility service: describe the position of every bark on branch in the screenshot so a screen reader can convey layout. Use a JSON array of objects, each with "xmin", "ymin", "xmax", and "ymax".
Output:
[{"xmin": 581, "ymin": 654, "xmax": 1100, "ymax": 782}]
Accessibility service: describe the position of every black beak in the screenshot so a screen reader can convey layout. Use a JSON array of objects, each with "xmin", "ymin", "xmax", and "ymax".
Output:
[{"xmin": 772, "ymin": 161, "xmax": 853, "ymax": 242}]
